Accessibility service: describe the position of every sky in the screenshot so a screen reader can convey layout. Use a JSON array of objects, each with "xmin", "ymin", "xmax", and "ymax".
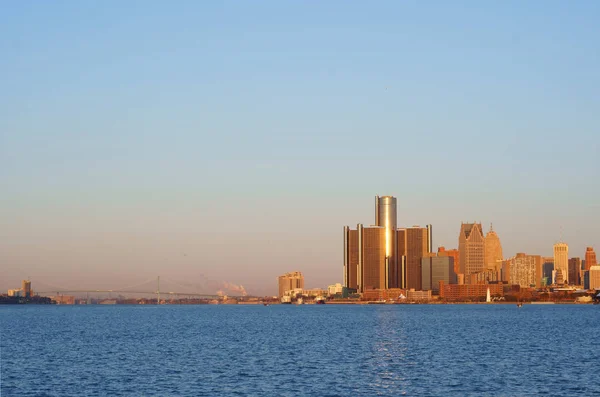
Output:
[{"xmin": 1, "ymin": 1, "xmax": 599, "ymax": 296}]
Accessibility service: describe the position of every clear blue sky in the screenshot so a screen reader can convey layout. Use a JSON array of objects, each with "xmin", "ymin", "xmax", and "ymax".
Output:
[{"xmin": 1, "ymin": 1, "xmax": 599, "ymax": 295}]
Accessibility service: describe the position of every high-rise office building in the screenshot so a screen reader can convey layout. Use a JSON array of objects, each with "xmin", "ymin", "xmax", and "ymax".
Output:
[
  {"xmin": 343, "ymin": 226, "xmax": 359, "ymax": 290},
  {"xmin": 459, "ymin": 223, "xmax": 485, "ymax": 276},
  {"xmin": 397, "ymin": 228, "xmax": 407, "ymax": 288},
  {"xmin": 358, "ymin": 225, "xmax": 387, "ymax": 291},
  {"xmin": 278, "ymin": 272, "xmax": 304, "ymax": 298},
  {"xmin": 405, "ymin": 226, "xmax": 430, "ymax": 290},
  {"xmin": 375, "ymin": 196, "xmax": 398, "ymax": 288},
  {"xmin": 568, "ymin": 258, "xmax": 582, "ymax": 285},
  {"xmin": 585, "ymin": 247, "xmax": 597, "ymax": 271},
  {"xmin": 553, "ymin": 242, "xmax": 569, "ymax": 284},
  {"xmin": 422, "ymin": 255, "xmax": 456, "ymax": 294},
  {"xmin": 438, "ymin": 247, "xmax": 460, "ymax": 275},
  {"xmin": 344, "ymin": 196, "xmax": 431, "ymax": 292},
  {"xmin": 484, "ymin": 224, "xmax": 503, "ymax": 273}
]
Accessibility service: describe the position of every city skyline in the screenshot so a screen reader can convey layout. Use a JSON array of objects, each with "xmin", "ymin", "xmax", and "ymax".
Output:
[{"xmin": 2, "ymin": 2, "xmax": 599, "ymax": 295}]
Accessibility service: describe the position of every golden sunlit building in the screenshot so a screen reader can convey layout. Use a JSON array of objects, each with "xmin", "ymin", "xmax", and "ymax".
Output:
[
  {"xmin": 359, "ymin": 225, "xmax": 386, "ymax": 292},
  {"xmin": 404, "ymin": 226, "xmax": 430, "ymax": 290},
  {"xmin": 554, "ymin": 243, "xmax": 569, "ymax": 284},
  {"xmin": 459, "ymin": 223, "xmax": 485, "ymax": 276},
  {"xmin": 585, "ymin": 247, "xmax": 597, "ymax": 271},
  {"xmin": 484, "ymin": 224, "xmax": 503, "ymax": 273}
]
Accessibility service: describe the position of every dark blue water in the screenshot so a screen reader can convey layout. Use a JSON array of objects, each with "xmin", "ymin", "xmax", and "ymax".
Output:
[{"xmin": 1, "ymin": 304, "xmax": 599, "ymax": 396}]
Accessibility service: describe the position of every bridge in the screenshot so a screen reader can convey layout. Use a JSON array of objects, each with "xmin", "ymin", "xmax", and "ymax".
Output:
[{"xmin": 31, "ymin": 276, "xmax": 252, "ymax": 300}]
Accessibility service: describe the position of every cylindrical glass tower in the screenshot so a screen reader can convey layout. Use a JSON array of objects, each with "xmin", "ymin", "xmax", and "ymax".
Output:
[{"xmin": 375, "ymin": 196, "xmax": 397, "ymax": 288}]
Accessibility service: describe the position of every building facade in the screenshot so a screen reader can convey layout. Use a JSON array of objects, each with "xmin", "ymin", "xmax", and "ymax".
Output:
[
  {"xmin": 343, "ymin": 227, "xmax": 359, "ymax": 290},
  {"xmin": 508, "ymin": 253, "xmax": 538, "ymax": 288},
  {"xmin": 589, "ymin": 266, "xmax": 600, "ymax": 290},
  {"xmin": 375, "ymin": 196, "xmax": 398, "ymax": 288},
  {"xmin": 359, "ymin": 225, "xmax": 387, "ymax": 291},
  {"xmin": 278, "ymin": 272, "xmax": 304, "ymax": 298},
  {"xmin": 484, "ymin": 225, "xmax": 503, "ymax": 273},
  {"xmin": 404, "ymin": 226, "xmax": 430, "ymax": 290},
  {"xmin": 438, "ymin": 247, "xmax": 460, "ymax": 275},
  {"xmin": 568, "ymin": 258, "xmax": 582, "ymax": 285},
  {"xmin": 553, "ymin": 243, "xmax": 569, "ymax": 284},
  {"xmin": 585, "ymin": 247, "xmax": 597, "ymax": 271},
  {"xmin": 422, "ymin": 256, "xmax": 456, "ymax": 294},
  {"xmin": 459, "ymin": 223, "xmax": 485, "ymax": 276}
]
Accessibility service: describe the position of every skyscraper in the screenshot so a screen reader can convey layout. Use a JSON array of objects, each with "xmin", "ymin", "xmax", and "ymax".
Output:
[
  {"xmin": 459, "ymin": 223, "xmax": 485, "ymax": 276},
  {"xmin": 484, "ymin": 224, "xmax": 503, "ymax": 274},
  {"xmin": 375, "ymin": 196, "xmax": 398, "ymax": 288},
  {"xmin": 553, "ymin": 242, "xmax": 569, "ymax": 284},
  {"xmin": 585, "ymin": 247, "xmax": 597, "ymax": 271},
  {"xmin": 568, "ymin": 257, "xmax": 582, "ymax": 285},
  {"xmin": 397, "ymin": 228, "xmax": 407, "ymax": 288},
  {"xmin": 438, "ymin": 246, "xmax": 460, "ymax": 275},
  {"xmin": 589, "ymin": 265, "xmax": 600, "ymax": 290},
  {"xmin": 422, "ymin": 255, "xmax": 456, "ymax": 294},
  {"xmin": 358, "ymin": 225, "xmax": 386, "ymax": 291},
  {"xmin": 405, "ymin": 226, "xmax": 429, "ymax": 290},
  {"xmin": 343, "ymin": 226, "xmax": 359, "ymax": 290}
]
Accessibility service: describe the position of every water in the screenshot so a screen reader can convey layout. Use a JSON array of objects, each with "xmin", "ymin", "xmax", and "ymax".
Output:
[{"xmin": 1, "ymin": 304, "xmax": 599, "ymax": 396}]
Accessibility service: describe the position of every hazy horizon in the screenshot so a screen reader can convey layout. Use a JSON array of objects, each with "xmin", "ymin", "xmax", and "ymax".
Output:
[{"xmin": 2, "ymin": 1, "xmax": 599, "ymax": 295}]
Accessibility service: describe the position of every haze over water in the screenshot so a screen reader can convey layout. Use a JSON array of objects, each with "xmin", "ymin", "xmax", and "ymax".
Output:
[{"xmin": 1, "ymin": 1, "xmax": 599, "ymax": 295}]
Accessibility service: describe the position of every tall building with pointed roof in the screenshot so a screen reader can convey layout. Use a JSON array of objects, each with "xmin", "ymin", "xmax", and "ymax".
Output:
[
  {"xmin": 484, "ymin": 224, "xmax": 503, "ymax": 274},
  {"xmin": 459, "ymin": 223, "xmax": 485, "ymax": 276}
]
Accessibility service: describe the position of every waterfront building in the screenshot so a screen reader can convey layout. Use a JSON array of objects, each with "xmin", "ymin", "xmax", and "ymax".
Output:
[
  {"xmin": 554, "ymin": 243, "xmax": 569, "ymax": 284},
  {"xmin": 22, "ymin": 280, "xmax": 32, "ymax": 298},
  {"xmin": 469, "ymin": 269, "xmax": 500, "ymax": 285},
  {"xmin": 439, "ymin": 281, "xmax": 503, "ymax": 301},
  {"xmin": 375, "ymin": 196, "xmax": 398, "ymax": 288},
  {"xmin": 484, "ymin": 225, "xmax": 503, "ymax": 273},
  {"xmin": 51, "ymin": 295, "xmax": 75, "ymax": 305},
  {"xmin": 406, "ymin": 289, "xmax": 431, "ymax": 301},
  {"xmin": 459, "ymin": 223, "xmax": 485, "ymax": 276},
  {"xmin": 344, "ymin": 196, "xmax": 401, "ymax": 291},
  {"xmin": 568, "ymin": 258, "xmax": 582, "ymax": 285},
  {"xmin": 585, "ymin": 247, "xmax": 597, "ymax": 271},
  {"xmin": 343, "ymin": 226, "xmax": 359, "ymax": 290},
  {"xmin": 397, "ymin": 228, "xmax": 407, "ymax": 288},
  {"xmin": 7, "ymin": 289, "xmax": 22, "ymax": 297},
  {"xmin": 327, "ymin": 283, "xmax": 343, "ymax": 296},
  {"xmin": 589, "ymin": 266, "xmax": 600, "ymax": 290},
  {"xmin": 278, "ymin": 272, "xmax": 304, "ymax": 298},
  {"xmin": 359, "ymin": 225, "xmax": 386, "ymax": 291},
  {"xmin": 421, "ymin": 255, "xmax": 456, "ymax": 294},
  {"xmin": 404, "ymin": 226, "xmax": 430, "ymax": 291}
]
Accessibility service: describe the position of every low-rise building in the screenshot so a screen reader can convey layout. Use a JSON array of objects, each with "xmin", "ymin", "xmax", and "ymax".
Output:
[
  {"xmin": 327, "ymin": 283, "xmax": 343, "ymax": 296},
  {"xmin": 439, "ymin": 281, "xmax": 503, "ymax": 301},
  {"xmin": 51, "ymin": 295, "xmax": 75, "ymax": 305}
]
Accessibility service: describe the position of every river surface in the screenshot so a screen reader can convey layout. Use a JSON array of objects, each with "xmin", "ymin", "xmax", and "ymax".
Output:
[{"xmin": 1, "ymin": 304, "xmax": 599, "ymax": 396}]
